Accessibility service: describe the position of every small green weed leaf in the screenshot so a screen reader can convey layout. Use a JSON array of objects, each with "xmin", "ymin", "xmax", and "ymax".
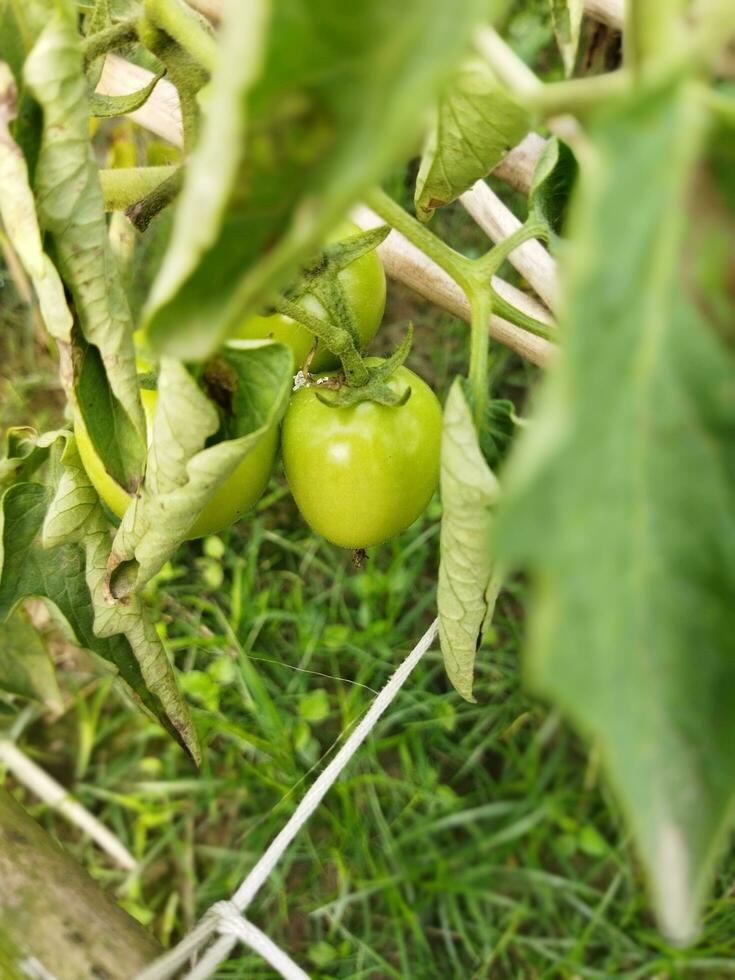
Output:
[
  {"xmin": 24, "ymin": 3, "xmax": 146, "ymax": 488},
  {"xmin": 0, "ymin": 607, "xmax": 62, "ymax": 711},
  {"xmin": 0, "ymin": 62, "xmax": 72, "ymax": 340},
  {"xmin": 106, "ymin": 342, "xmax": 293, "ymax": 596},
  {"xmin": 298, "ymin": 689, "xmax": 329, "ymax": 724},
  {"xmin": 438, "ymin": 378, "xmax": 502, "ymax": 702},
  {"xmin": 495, "ymin": 83, "xmax": 735, "ymax": 942},
  {"xmin": 145, "ymin": 0, "xmax": 487, "ymax": 359},
  {"xmin": 415, "ymin": 57, "xmax": 531, "ymax": 221},
  {"xmin": 549, "ymin": 0, "xmax": 584, "ymax": 77}
]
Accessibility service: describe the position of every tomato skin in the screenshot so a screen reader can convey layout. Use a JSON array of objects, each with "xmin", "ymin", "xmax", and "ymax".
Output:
[
  {"xmin": 74, "ymin": 387, "xmax": 277, "ymax": 539},
  {"xmin": 281, "ymin": 362, "xmax": 442, "ymax": 549},
  {"xmin": 234, "ymin": 221, "xmax": 386, "ymax": 372}
]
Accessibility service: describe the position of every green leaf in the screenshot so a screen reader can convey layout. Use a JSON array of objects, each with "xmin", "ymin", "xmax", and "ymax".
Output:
[
  {"xmin": 23, "ymin": 3, "xmax": 147, "ymax": 489},
  {"xmin": 106, "ymin": 342, "xmax": 293, "ymax": 597},
  {"xmin": 0, "ymin": 431, "xmax": 199, "ymax": 762},
  {"xmin": 0, "ymin": 427, "xmax": 61, "ymax": 489},
  {"xmin": 480, "ymin": 399, "xmax": 516, "ymax": 472},
  {"xmin": 0, "ymin": 0, "xmax": 44, "ymax": 172},
  {"xmin": 145, "ymin": 0, "xmax": 487, "ymax": 359},
  {"xmin": 549, "ymin": 0, "xmax": 584, "ymax": 78},
  {"xmin": 42, "ymin": 434, "xmax": 200, "ymax": 763},
  {"xmin": 495, "ymin": 82, "xmax": 735, "ymax": 941},
  {"xmin": 438, "ymin": 379, "xmax": 502, "ymax": 702},
  {"xmin": 415, "ymin": 57, "xmax": 531, "ymax": 222},
  {"xmin": 89, "ymin": 70, "xmax": 164, "ymax": 118},
  {"xmin": 0, "ymin": 607, "xmax": 62, "ymax": 711},
  {"xmin": 0, "ymin": 62, "xmax": 72, "ymax": 340},
  {"xmin": 528, "ymin": 136, "xmax": 578, "ymax": 239}
]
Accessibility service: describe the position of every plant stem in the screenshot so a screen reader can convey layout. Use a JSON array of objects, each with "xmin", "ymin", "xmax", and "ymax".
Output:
[
  {"xmin": 143, "ymin": 0, "xmax": 217, "ymax": 73},
  {"xmin": 474, "ymin": 26, "xmax": 541, "ymax": 97},
  {"xmin": 99, "ymin": 166, "xmax": 177, "ymax": 212},
  {"xmin": 82, "ymin": 19, "xmax": 139, "ymax": 64},
  {"xmin": 274, "ymin": 297, "xmax": 370, "ymax": 387},
  {"xmin": 526, "ymin": 71, "xmax": 631, "ymax": 118},
  {"xmin": 468, "ymin": 289, "xmax": 492, "ymax": 430},
  {"xmin": 490, "ymin": 288, "xmax": 554, "ymax": 340},
  {"xmin": 126, "ymin": 168, "xmax": 184, "ymax": 231},
  {"xmin": 474, "ymin": 217, "xmax": 549, "ymax": 279},
  {"xmin": 363, "ymin": 187, "xmax": 474, "ymax": 293}
]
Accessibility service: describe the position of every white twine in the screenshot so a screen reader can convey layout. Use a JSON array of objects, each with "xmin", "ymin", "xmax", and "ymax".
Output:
[{"xmin": 136, "ymin": 619, "xmax": 439, "ymax": 980}]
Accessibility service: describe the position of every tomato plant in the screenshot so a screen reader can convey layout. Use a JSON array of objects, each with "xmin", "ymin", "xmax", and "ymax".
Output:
[
  {"xmin": 235, "ymin": 220, "xmax": 386, "ymax": 372},
  {"xmin": 282, "ymin": 362, "xmax": 442, "ymax": 549},
  {"xmin": 1, "ymin": 0, "xmax": 735, "ymax": 972}
]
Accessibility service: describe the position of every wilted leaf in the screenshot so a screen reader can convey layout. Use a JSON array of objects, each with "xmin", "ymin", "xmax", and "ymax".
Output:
[
  {"xmin": 0, "ymin": 62, "xmax": 72, "ymax": 340},
  {"xmin": 415, "ymin": 58, "xmax": 530, "ymax": 221},
  {"xmin": 41, "ymin": 435, "xmax": 200, "ymax": 762},
  {"xmin": 145, "ymin": 0, "xmax": 488, "ymax": 359},
  {"xmin": 0, "ymin": 433, "xmax": 199, "ymax": 762},
  {"xmin": 438, "ymin": 379, "xmax": 502, "ymax": 701},
  {"xmin": 107, "ymin": 342, "xmax": 293, "ymax": 597},
  {"xmin": 495, "ymin": 83, "xmax": 735, "ymax": 941},
  {"xmin": 23, "ymin": 3, "xmax": 146, "ymax": 489}
]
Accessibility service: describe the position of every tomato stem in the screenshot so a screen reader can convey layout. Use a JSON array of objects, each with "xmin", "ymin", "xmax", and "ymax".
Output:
[
  {"xmin": 99, "ymin": 166, "xmax": 178, "ymax": 212},
  {"xmin": 474, "ymin": 217, "xmax": 548, "ymax": 279},
  {"xmin": 142, "ymin": 0, "xmax": 217, "ymax": 73},
  {"xmin": 82, "ymin": 20, "xmax": 139, "ymax": 64},
  {"xmin": 468, "ymin": 289, "xmax": 492, "ymax": 431},
  {"xmin": 273, "ymin": 296, "xmax": 370, "ymax": 387},
  {"xmin": 364, "ymin": 187, "xmax": 475, "ymax": 294}
]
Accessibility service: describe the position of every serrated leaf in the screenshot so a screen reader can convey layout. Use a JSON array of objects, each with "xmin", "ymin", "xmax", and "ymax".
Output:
[
  {"xmin": 0, "ymin": 432, "xmax": 199, "ymax": 762},
  {"xmin": 23, "ymin": 3, "xmax": 146, "ymax": 489},
  {"xmin": 415, "ymin": 58, "xmax": 531, "ymax": 222},
  {"xmin": 0, "ymin": 607, "xmax": 62, "ymax": 710},
  {"xmin": 0, "ymin": 62, "xmax": 72, "ymax": 340},
  {"xmin": 106, "ymin": 342, "xmax": 293, "ymax": 597},
  {"xmin": 495, "ymin": 83, "xmax": 735, "ymax": 941},
  {"xmin": 145, "ymin": 0, "xmax": 487, "ymax": 359},
  {"xmin": 549, "ymin": 0, "xmax": 584, "ymax": 78},
  {"xmin": 438, "ymin": 379, "xmax": 502, "ymax": 702}
]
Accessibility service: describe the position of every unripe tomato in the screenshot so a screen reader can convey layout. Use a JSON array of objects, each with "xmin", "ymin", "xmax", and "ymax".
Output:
[
  {"xmin": 281, "ymin": 361, "xmax": 442, "ymax": 549},
  {"xmin": 234, "ymin": 221, "xmax": 386, "ymax": 372},
  {"xmin": 74, "ymin": 387, "xmax": 277, "ymax": 539}
]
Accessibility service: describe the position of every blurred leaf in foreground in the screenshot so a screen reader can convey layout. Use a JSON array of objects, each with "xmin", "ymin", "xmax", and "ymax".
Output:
[
  {"xmin": 495, "ymin": 82, "xmax": 735, "ymax": 942},
  {"xmin": 146, "ymin": 0, "xmax": 488, "ymax": 359}
]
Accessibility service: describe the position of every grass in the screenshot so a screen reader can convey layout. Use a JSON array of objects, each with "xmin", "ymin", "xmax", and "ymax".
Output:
[
  {"xmin": 9, "ymin": 485, "xmax": 735, "ymax": 979},
  {"xmin": 3, "ymin": 266, "xmax": 735, "ymax": 978}
]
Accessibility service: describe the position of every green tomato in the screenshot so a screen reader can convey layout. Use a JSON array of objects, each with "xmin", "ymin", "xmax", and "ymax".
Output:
[
  {"xmin": 281, "ymin": 361, "xmax": 442, "ymax": 549},
  {"xmin": 234, "ymin": 220, "xmax": 386, "ymax": 372},
  {"xmin": 74, "ymin": 387, "xmax": 277, "ymax": 539}
]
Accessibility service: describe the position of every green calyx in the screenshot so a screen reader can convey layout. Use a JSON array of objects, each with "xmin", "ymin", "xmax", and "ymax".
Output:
[
  {"xmin": 274, "ymin": 223, "xmax": 391, "ymax": 387},
  {"xmin": 313, "ymin": 325, "xmax": 414, "ymax": 408}
]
